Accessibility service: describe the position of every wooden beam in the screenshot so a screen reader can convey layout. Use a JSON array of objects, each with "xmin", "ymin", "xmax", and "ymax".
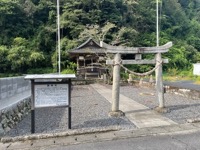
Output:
[
  {"xmin": 103, "ymin": 42, "xmax": 172, "ymax": 54},
  {"xmin": 106, "ymin": 59, "xmax": 168, "ymax": 65}
]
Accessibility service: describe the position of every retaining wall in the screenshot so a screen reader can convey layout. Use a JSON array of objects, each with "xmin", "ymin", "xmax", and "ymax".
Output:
[
  {"xmin": 0, "ymin": 77, "xmax": 30, "ymax": 101},
  {"xmin": 0, "ymin": 76, "xmax": 31, "ymax": 136}
]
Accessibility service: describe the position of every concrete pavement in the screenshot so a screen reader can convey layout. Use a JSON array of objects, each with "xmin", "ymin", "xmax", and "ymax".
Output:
[
  {"xmin": 90, "ymin": 84, "xmax": 177, "ymax": 128},
  {"xmin": 1, "ymin": 123, "xmax": 200, "ymax": 150},
  {"xmin": 164, "ymin": 80, "xmax": 200, "ymax": 91}
]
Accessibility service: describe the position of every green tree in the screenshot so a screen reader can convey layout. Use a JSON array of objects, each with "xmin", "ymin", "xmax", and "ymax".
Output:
[
  {"xmin": 7, "ymin": 37, "xmax": 45, "ymax": 72},
  {"xmin": 0, "ymin": 45, "xmax": 10, "ymax": 72}
]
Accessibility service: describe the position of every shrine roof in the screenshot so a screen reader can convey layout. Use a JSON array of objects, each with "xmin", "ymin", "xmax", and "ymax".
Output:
[{"xmin": 69, "ymin": 38, "xmax": 106, "ymax": 54}]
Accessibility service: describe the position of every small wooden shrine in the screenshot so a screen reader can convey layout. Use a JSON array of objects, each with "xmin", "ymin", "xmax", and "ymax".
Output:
[{"xmin": 69, "ymin": 38, "xmax": 108, "ymax": 79}]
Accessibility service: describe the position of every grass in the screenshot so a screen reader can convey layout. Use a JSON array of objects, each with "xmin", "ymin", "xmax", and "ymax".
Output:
[
  {"xmin": 61, "ymin": 69, "xmax": 75, "ymax": 74},
  {"xmin": 163, "ymin": 69, "xmax": 200, "ymax": 85},
  {"xmin": 193, "ymin": 76, "xmax": 200, "ymax": 84},
  {"xmin": 163, "ymin": 75, "xmax": 192, "ymax": 82}
]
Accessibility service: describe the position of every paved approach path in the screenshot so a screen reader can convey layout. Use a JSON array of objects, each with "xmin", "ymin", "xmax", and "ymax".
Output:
[{"xmin": 90, "ymin": 84, "xmax": 176, "ymax": 128}]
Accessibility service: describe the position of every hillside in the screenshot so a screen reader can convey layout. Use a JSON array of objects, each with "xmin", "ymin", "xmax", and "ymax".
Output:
[{"xmin": 0, "ymin": 0, "xmax": 200, "ymax": 74}]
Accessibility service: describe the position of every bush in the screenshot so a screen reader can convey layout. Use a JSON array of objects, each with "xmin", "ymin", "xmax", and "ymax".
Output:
[
  {"xmin": 166, "ymin": 68, "xmax": 178, "ymax": 76},
  {"xmin": 120, "ymin": 72, "xmax": 129, "ymax": 80},
  {"xmin": 27, "ymin": 68, "xmax": 53, "ymax": 74},
  {"xmin": 61, "ymin": 69, "xmax": 75, "ymax": 74},
  {"xmin": 179, "ymin": 70, "xmax": 193, "ymax": 77},
  {"xmin": 0, "ymin": 73, "xmax": 22, "ymax": 78}
]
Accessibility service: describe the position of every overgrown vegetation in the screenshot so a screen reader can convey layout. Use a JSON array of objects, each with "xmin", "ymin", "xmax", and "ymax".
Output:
[
  {"xmin": 0, "ymin": 0, "xmax": 200, "ymax": 78},
  {"xmin": 163, "ymin": 69, "xmax": 200, "ymax": 84}
]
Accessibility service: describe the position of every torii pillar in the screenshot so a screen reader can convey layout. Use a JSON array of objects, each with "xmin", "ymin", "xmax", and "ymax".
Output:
[
  {"xmin": 109, "ymin": 53, "xmax": 124, "ymax": 117},
  {"xmin": 156, "ymin": 53, "xmax": 164, "ymax": 107},
  {"xmin": 155, "ymin": 53, "xmax": 168, "ymax": 113}
]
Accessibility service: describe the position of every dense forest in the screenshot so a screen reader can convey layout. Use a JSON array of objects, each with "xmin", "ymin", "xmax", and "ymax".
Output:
[{"xmin": 0, "ymin": 0, "xmax": 200, "ymax": 75}]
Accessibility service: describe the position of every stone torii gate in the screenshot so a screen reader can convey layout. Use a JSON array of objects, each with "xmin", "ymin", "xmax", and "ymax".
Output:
[{"xmin": 102, "ymin": 42, "xmax": 173, "ymax": 116}]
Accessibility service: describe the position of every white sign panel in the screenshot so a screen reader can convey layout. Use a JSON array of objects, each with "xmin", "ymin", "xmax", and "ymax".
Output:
[
  {"xmin": 34, "ymin": 84, "xmax": 69, "ymax": 108},
  {"xmin": 193, "ymin": 63, "xmax": 200, "ymax": 76}
]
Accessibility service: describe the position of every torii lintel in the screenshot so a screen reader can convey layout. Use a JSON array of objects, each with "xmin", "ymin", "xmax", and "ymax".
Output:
[{"xmin": 102, "ymin": 42, "xmax": 172, "ymax": 54}]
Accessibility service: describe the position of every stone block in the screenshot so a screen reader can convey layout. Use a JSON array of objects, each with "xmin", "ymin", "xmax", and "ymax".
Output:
[
  {"xmin": 0, "ymin": 78, "xmax": 8, "ymax": 100},
  {"xmin": 109, "ymin": 110, "xmax": 125, "ymax": 117},
  {"xmin": 12, "ymin": 77, "xmax": 19, "ymax": 95},
  {"xmin": 17, "ymin": 77, "xmax": 24, "ymax": 94},
  {"xmin": 0, "ymin": 123, "xmax": 4, "ymax": 136},
  {"xmin": 0, "ymin": 77, "xmax": 30, "ymax": 100},
  {"xmin": 7, "ymin": 78, "xmax": 13, "ymax": 97},
  {"xmin": 24, "ymin": 80, "xmax": 31, "ymax": 90}
]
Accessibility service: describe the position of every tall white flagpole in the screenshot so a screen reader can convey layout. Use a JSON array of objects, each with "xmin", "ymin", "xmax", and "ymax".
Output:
[
  {"xmin": 155, "ymin": 0, "xmax": 164, "ymax": 109},
  {"xmin": 57, "ymin": 0, "xmax": 61, "ymax": 74},
  {"xmin": 156, "ymin": 0, "xmax": 159, "ymax": 46}
]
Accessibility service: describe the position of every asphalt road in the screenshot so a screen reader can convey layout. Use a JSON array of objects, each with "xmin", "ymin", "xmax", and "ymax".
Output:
[
  {"xmin": 164, "ymin": 80, "xmax": 200, "ymax": 91},
  {"xmin": 48, "ymin": 131, "xmax": 200, "ymax": 150}
]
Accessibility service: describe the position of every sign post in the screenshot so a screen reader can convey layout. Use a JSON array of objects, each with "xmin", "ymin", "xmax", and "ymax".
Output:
[{"xmin": 25, "ymin": 74, "xmax": 76, "ymax": 134}]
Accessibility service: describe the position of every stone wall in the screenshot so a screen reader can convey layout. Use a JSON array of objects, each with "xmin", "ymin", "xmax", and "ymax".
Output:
[
  {"xmin": 0, "ymin": 76, "xmax": 30, "ymax": 101},
  {"xmin": 0, "ymin": 76, "xmax": 31, "ymax": 136},
  {"xmin": 0, "ymin": 98, "xmax": 31, "ymax": 135}
]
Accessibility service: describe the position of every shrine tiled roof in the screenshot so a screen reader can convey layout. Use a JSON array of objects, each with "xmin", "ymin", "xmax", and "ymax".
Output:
[{"xmin": 69, "ymin": 38, "xmax": 106, "ymax": 54}]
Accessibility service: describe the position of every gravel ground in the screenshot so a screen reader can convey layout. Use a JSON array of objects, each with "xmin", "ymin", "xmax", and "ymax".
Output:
[
  {"xmin": 3, "ymin": 83, "xmax": 200, "ymax": 137},
  {"xmin": 4, "ymin": 85, "xmax": 135, "ymax": 137},
  {"xmin": 110, "ymin": 84, "xmax": 200, "ymax": 124}
]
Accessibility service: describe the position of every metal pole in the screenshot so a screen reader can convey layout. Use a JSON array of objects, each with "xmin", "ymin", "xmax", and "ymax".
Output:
[
  {"xmin": 31, "ymin": 80, "xmax": 35, "ymax": 133},
  {"xmin": 57, "ymin": 0, "xmax": 61, "ymax": 74},
  {"xmin": 31, "ymin": 110, "xmax": 35, "ymax": 133},
  {"xmin": 156, "ymin": 0, "xmax": 159, "ymax": 47},
  {"xmin": 68, "ymin": 79, "xmax": 71, "ymax": 129},
  {"xmin": 68, "ymin": 107, "xmax": 71, "ymax": 129}
]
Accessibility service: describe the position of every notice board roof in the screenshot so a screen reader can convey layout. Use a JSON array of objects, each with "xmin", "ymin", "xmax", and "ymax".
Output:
[{"xmin": 24, "ymin": 74, "xmax": 76, "ymax": 80}]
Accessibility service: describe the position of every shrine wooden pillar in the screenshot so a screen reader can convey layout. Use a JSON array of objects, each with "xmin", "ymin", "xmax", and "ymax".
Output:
[
  {"xmin": 76, "ymin": 57, "xmax": 79, "ymax": 69},
  {"xmin": 76, "ymin": 57, "xmax": 79, "ymax": 75}
]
